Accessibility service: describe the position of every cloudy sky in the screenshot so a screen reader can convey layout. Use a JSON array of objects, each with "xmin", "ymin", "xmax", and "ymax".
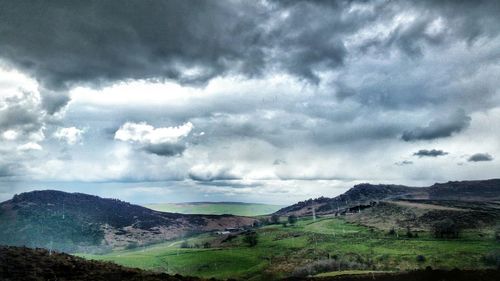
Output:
[{"xmin": 0, "ymin": 0, "xmax": 499, "ymax": 204}]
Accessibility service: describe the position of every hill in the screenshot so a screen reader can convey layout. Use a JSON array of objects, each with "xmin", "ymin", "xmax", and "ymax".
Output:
[
  {"xmin": 275, "ymin": 179, "xmax": 500, "ymax": 217},
  {"xmin": 144, "ymin": 202, "xmax": 285, "ymax": 216},
  {"xmin": 0, "ymin": 245, "xmax": 207, "ymax": 281},
  {"xmin": 0, "ymin": 190, "xmax": 257, "ymax": 252}
]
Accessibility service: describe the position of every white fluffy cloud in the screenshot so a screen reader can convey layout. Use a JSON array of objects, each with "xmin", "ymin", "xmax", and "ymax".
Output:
[
  {"xmin": 114, "ymin": 122, "xmax": 193, "ymax": 157},
  {"xmin": 115, "ymin": 122, "xmax": 193, "ymax": 144},
  {"xmin": 17, "ymin": 142, "xmax": 42, "ymax": 151},
  {"xmin": 53, "ymin": 127, "xmax": 84, "ymax": 145}
]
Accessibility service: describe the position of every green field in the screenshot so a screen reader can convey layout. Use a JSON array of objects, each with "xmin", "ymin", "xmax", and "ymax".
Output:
[
  {"xmin": 143, "ymin": 202, "xmax": 285, "ymax": 216},
  {"xmin": 81, "ymin": 217, "xmax": 499, "ymax": 280}
]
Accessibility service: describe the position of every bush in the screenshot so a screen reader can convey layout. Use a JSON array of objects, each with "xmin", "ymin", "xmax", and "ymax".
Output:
[
  {"xmin": 417, "ymin": 255, "xmax": 426, "ymax": 262},
  {"xmin": 406, "ymin": 226, "xmax": 414, "ymax": 238},
  {"xmin": 431, "ymin": 219, "xmax": 460, "ymax": 239},
  {"xmin": 291, "ymin": 259, "xmax": 366, "ymax": 277},
  {"xmin": 179, "ymin": 241, "xmax": 190, "ymax": 248},
  {"xmin": 288, "ymin": 215, "xmax": 298, "ymax": 225},
  {"xmin": 125, "ymin": 242, "xmax": 139, "ymax": 250},
  {"xmin": 243, "ymin": 232, "xmax": 258, "ymax": 247},
  {"xmin": 481, "ymin": 251, "xmax": 500, "ymax": 268},
  {"xmin": 270, "ymin": 214, "xmax": 280, "ymax": 224},
  {"xmin": 387, "ymin": 227, "xmax": 396, "ymax": 236}
]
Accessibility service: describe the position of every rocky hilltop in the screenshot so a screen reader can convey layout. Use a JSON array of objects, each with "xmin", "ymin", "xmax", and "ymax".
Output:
[{"xmin": 276, "ymin": 179, "xmax": 500, "ymax": 216}]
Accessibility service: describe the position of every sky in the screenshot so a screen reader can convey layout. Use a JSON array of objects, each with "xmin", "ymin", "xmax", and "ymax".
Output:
[{"xmin": 0, "ymin": 0, "xmax": 499, "ymax": 205}]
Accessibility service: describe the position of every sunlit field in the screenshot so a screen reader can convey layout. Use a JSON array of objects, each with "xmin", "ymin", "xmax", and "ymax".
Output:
[{"xmin": 81, "ymin": 217, "xmax": 499, "ymax": 280}]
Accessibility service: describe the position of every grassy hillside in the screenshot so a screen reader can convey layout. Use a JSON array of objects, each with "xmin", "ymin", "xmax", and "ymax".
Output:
[
  {"xmin": 144, "ymin": 202, "xmax": 285, "ymax": 216},
  {"xmin": 81, "ymin": 217, "xmax": 500, "ymax": 280}
]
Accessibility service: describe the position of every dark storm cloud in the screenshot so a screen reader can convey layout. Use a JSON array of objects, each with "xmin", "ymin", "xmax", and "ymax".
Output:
[
  {"xmin": 415, "ymin": 0, "xmax": 500, "ymax": 43},
  {"xmin": 468, "ymin": 153, "xmax": 493, "ymax": 162},
  {"xmin": 196, "ymin": 181, "xmax": 262, "ymax": 188},
  {"xmin": 413, "ymin": 149, "xmax": 449, "ymax": 158},
  {"xmin": 0, "ymin": 91, "xmax": 43, "ymax": 137},
  {"xmin": 0, "ymin": 0, "xmax": 267, "ymax": 89},
  {"xmin": 143, "ymin": 143, "xmax": 186, "ymax": 157},
  {"xmin": 401, "ymin": 110, "xmax": 471, "ymax": 141},
  {"xmin": 41, "ymin": 91, "xmax": 71, "ymax": 115},
  {"xmin": 188, "ymin": 169, "xmax": 241, "ymax": 182},
  {"xmin": 1, "ymin": 0, "xmax": 499, "ymax": 89},
  {"xmin": 0, "ymin": 164, "xmax": 16, "ymax": 177}
]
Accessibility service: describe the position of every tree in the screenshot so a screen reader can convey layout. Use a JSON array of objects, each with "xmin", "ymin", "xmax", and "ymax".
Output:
[
  {"xmin": 406, "ymin": 226, "xmax": 414, "ymax": 238},
  {"xmin": 494, "ymin": 224, "xmax": 500, "ymax": 242},
  {"xmin": 431, "ymin": 219, "xmax": 460, "ymax": 239},
  {"xmin": 243, "ymin": 232, "xmax": 258, "ymax": 247},
  {"xmin": 180, "ymin": 240, "xmax": 190, "ymax": 248},
  {"xmin": 288, "ymin": 215, "xmax": 298, "ymax": 225},
  {"xmin": 270, "ymin": 214, "xmax": 280, "ymax": 224}
]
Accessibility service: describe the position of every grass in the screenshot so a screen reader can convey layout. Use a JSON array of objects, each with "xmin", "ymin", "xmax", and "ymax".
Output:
[
  {"xmin": 143, "ymin": 202, "xmax": 285, "ymax": 216},
  {"xmin": 314, "ymin": 270, "xmax": 391, "ymax": 277},
  {"xmin": 80, "ymin": 217, "xmax": 499, "ymax": 280}
]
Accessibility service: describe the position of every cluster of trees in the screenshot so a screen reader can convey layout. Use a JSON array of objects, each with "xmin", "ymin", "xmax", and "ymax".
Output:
[
  {"xmin": 263, "ymin": 214, "xmax": 298, "ymax": 227},
  {"xmin": 243, "ymin": 232, "xmax": 258, "ymax": 247},
  {"xmin": 431, "ymin": 219, "xmax": 461, "ymax": 239},
  {"xmin": 179, "ymin": 241, "xmax": 211, "ymax": 249}
]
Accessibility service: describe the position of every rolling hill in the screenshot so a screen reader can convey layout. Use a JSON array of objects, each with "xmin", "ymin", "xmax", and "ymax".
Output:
[
  {"xmin": 144, "ymin": 202, "xmax": 285, "ymax": 216},
  {"xmin": 0, "ymin": 190, "xmax": 257, "ymax": 252},
  {"xmin": 275, "ymin": 179, "xmax": 500, "ymax": 217}
]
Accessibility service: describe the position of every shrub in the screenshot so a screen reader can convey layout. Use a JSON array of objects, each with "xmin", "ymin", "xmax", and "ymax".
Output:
[
  {"xmin": 416, "ymin": 255, "xmax": 426, "ymax": 262},
  {"xmin": 291, "ymin": 259, "xmax": 366, "ymax": 277},
  {"xmin": 125, "ymin": 242, "xmax": 139, "ymax": 250},
  {"xmin": 431, "ymin": 219, "xmax": 460, "ymax": 239},
  {"xmin": 495, "ymin": 225, "xmax": 500, "ymax": 242},
  {"xmin": 179, "ymin": 241, "xmax": 190, "ymax": 248},
  {"xmin": 288, "ymin": 215, "xmax": 298, "ymax": 225},
  {"xmin": 243, "ymin": 232, "xmax": 258, "ymax": 247},
  {"xmin": 387, "ymin": 227, "xmax": 396, "ymax": 236},
  {"xmin": 270, "ymin": 214, "xmax": 281, "ymax": 224},
  {"xmin": 481, "ymin": 251, "xmax": 500, "ymax": 268},
  {"xmin": 406, "ymin": 226, "xmax": 414, "ymax": 238}
]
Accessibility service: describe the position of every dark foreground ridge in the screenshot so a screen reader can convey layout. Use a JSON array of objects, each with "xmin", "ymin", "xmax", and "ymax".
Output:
[
  {"xmin": 0, "ymin": 246, "xmax": 206, "ymax": 281},
  {"xmin": 1, "ymin": 246, "xmax": 499, "ymax": 281}
]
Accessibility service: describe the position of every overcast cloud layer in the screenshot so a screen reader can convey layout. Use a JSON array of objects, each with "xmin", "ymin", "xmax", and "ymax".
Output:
[{"xmin": 0, "ymin": 0, "xmax": 499, "ymax": 204}]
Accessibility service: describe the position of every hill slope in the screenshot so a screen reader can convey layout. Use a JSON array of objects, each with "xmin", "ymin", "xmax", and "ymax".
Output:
[
  {"xmin": 144, "ymin": 202, "xmax": 285, "ymax": 216},
  {"xmin": 276, "ymin": 179, "xmax": 500, "ymax": 217},
  {"xmin": 0, "ymin": 190, "xmax": 257, "ymax": 252}
]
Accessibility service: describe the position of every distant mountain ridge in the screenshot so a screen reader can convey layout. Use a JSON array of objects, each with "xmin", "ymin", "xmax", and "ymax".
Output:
[
  {"xmin": 144, "ymin": 201, "xmax": 285, "ymax": 216},
  {"xmin": 0, "ymin": 190, "xmax": 257, "ymax": 252},
  {"xmin": 275, "ymin": 179, "xmax": 500, "ymax": 216}
]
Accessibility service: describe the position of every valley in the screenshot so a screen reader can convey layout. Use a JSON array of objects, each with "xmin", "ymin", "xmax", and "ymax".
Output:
[
  {"xmin": 80, "ymin": 216, "xmax": 498, "ymax": 280},
  {"xmin": 1, "ymin": 179, "xmax": 499, "ymax": 280}
]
